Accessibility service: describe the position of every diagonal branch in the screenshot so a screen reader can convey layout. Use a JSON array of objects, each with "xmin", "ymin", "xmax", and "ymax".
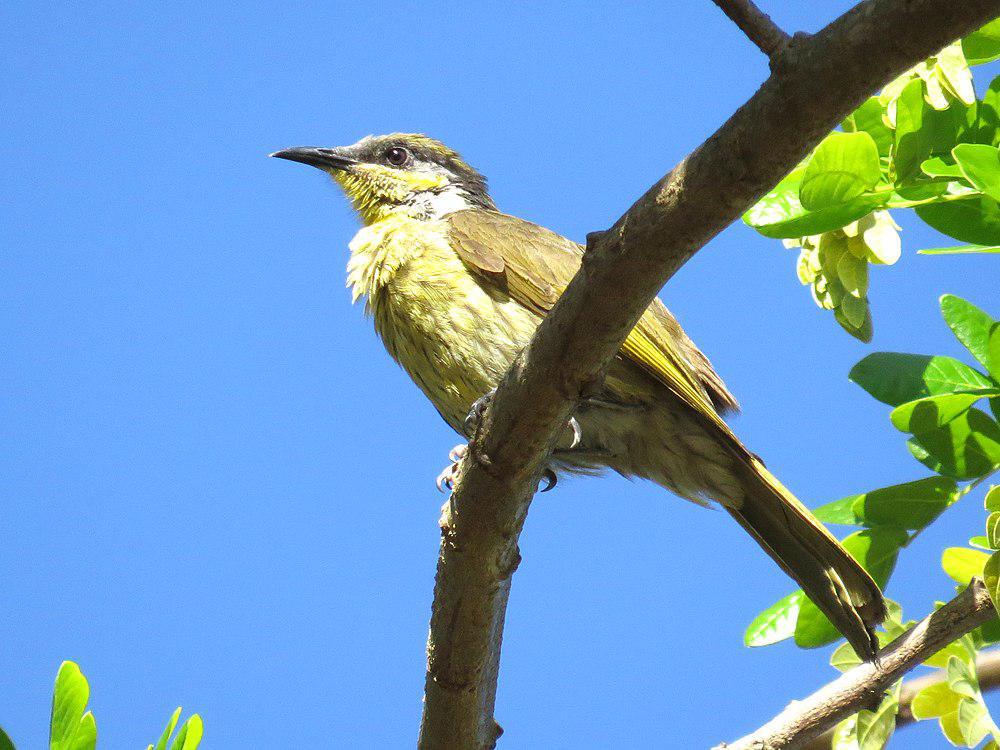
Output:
[
  {"xmin": 801, "ymin": 648, "xmax": 1000, "ymax": 750},
  {"xmin": 717, "ymin": 579, "xmax": 996, "ymax": 750},
  {"xmin": 418, "ymin": 2, "xmax": 1000, "ymax": 748},
  {"xmin": 711, "ymin": 0, "xmax": 791, "ymax": 59}
]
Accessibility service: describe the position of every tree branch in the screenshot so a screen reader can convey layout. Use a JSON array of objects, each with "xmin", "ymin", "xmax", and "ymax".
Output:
[
  {"xmin": 717, "ymin": 580, "xmax": 996, "ymax": 750},
  {"xmin": 711, "ymin": 0, "xmax": 791, "ymax": 59},
  {"xmin": 800, "ymin": 648, "xmax": 1000, "ymax": 749},
  {"xmin": 418, "ymin": 2, "xmax": 1000, "ymax": 748}
]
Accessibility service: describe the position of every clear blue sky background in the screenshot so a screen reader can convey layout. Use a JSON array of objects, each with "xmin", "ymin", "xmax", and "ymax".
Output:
[{"xmin": 3, "ymin": 1, "xmax": 999, "ymax": 747}]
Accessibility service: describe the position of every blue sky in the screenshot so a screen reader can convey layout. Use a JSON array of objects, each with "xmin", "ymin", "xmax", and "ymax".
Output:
[{"xmin": 2, "ymin": 1, "xmax": 998, "ymax": 747}]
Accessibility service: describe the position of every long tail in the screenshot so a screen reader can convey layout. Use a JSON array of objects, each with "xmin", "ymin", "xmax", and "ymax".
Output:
[{"xmin": 726, "ymin": 456, "xmax": 886, "ymax": 661}]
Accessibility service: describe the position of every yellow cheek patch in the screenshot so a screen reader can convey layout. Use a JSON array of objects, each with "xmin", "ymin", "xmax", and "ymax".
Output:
[{"xmin": 334, "ymin": 165, "xmax": 448, "ymax": 224}]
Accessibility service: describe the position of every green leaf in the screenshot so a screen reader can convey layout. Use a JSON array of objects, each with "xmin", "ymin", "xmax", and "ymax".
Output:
[
  {"xmin": 964, "ymin": 18, "xmax": 1000, "ymax": 66},
  {"xmin": 921, "ymin": 156, "xmax": 966, "ymax": 179},
  {"xmin": 170, "ymin": 716, "xmax": 203, "ymax": 750},
  {"xmin": 744, "ymin": 590, "xmax": 804, "ymax": 647},
  {"xmin": 917, "ymin": 195, "xmax": 1000, "ymax": 246},
  {"xmin": 153, "ymin": 708, "xmax": 183, "ymax": 750},
  {"xmin": 830, "ymin": 640, "xmax": 865, "ymax": 672},
  {"xmin": 842, "ymin": 98, "xmax": 894, "ymax": 157},
  {"xmin": 850, "ymin": 353, "xmax": 995, "ymax": 406},
  {"xmin": 977, "ymin": 614, "xmax": 1000, "ymax": 644},
  {"xmin": 855, "ymin": 684, "xmax": 900, "ymax": 750},
  {"xmin": 972, "ymin": 534, "xmax": 992, "ymax": 549},
  {"xmin": 942, "ymin": 547, "xmax": 991, "ymax": 585},
  {"xmin": 857, "ymin": 477, "xmax": 957, "ymax": 529},
  {"xmin": 747, "ymin": 190, "xmax": 887, "ymax": 239},
  {"xmin": 990, "ymin": 326, "xmax": 1000, "ymax": 380},
  {"xmin": 50, "ymin": 662, "xmax": 89, "ymax": 750},
  {"xmin": 0, "ymin": 727, "xmax": 15, "ymax": 750},
  {"xmin": 837, "ymin": 251, "xmax": 868, "ymax": 298},
  {"xmin": 919, "ymin": 244, "xmax": 1000, "ymax": 254},
  {"xmin": 925, "ymin": 633, "xmax": 978, "ymax": 669},
  {"xmin": 907, "ymin": 407, "xmax": 1000, "ymax": 479},
  {"xmin": 69, "ymin": 714, "xmax": 96, "ymax": 750},
  {"xmin": 894, "ymin": 78, "xmax": 932, "ymax": 183},
  {"xmin": 983, "ymin": 552, "xmax": 1000, "ymax": 624},
  {"xmin": 812, "ymin": 496, "xmax": 864, "ymax": 525},
  {"xmin": 987, "ymin": 485, "xmax": 1000, "ymax": 512},
  {"xmin": 988, "ymin": 513, "xmax": 1000, "ymax": 549},
  {"xmin": 936, "ymin": 42, "xmax": 977, "ymax": 106},
  {"xmin": 801, "ymin": 132, "xmax": 882, "ymax": 210},
  {"xmin": 813, "ymin": 476, "xmax": 958, "ymax": 530},
  {"xmin": 941, "ymin": 295, "xmax": 1000, "ymax": 370},
  {"xmin": 985, "ymin": 552, "xmax": 1000, "ymax": 619},
  {"xmin": 890, "ymin": 392, "xmax": 997, "ymax": 432},
  {"xmin": 833, "ymin": 681, "xmax": 901, "ymax": 750},
  {"xmin": 857, "ymin": 211, "xmax": 902, "ymax": 265},
  {"xmin": 794, "ymin": 528, "xmax": 908, "ymax": 648},
  {"xmin": 912, "ymin": 679, "xmax": 962, "ymax": 719},
  {"xmin": 834, "ymin": 301, "xmax": 874, "ymax": 343},
  {"xmin": 913, "ymin": 679, "xmax": 968, "ymax": 745},
  {"xmin": 958, "ymin": 696, "xmax": 998, "ymax": 746},
  {"xmin": 979, "ymin": 76, "xmax": 1000, "ymax": 147},
  {"xmin": 954, "ymin": 143, "xmax": 1000, "ymax": 202}
]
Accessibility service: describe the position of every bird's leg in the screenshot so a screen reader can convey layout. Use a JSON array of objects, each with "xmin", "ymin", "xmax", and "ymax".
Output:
[
  {"xmin": 436, "ymin": 443, "xmax": 468, "ymax": 493},
  {"xmin": 453, "ymin": 389, "xmax": 581, "ymax": 494},
  {"xmin": 465, "ymin": 388, "xmax": 582, "ymax": 447}
]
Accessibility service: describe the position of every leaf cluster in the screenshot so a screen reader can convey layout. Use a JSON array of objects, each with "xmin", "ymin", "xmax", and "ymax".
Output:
[
  {"xmin": 744, "ymin": 26, "xmax": 1000, "ymax": 339},
  {"xmin": 745, "ymin": 294, "xmax": 1000, "ymax": 748},
  {"xmin": 0, "ymin": 662, "xmax": 202, "ymax": 750}
]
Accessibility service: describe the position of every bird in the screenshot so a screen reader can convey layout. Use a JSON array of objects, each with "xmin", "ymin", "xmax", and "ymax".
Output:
[{"xmin": 270, "ymin": 133, "xmax": 886, "ymax": 660}]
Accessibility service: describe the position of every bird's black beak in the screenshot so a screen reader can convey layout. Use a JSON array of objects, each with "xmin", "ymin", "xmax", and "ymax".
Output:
[{"xmin": 269, "ymin": 146, "xmax": 358, "ymax": 171}]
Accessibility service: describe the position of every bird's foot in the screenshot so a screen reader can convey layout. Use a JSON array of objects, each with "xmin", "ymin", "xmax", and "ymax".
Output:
[
  {"xmin": 464, "ymin": 389, "xmax": 582, "ymax": 449},
  {"xmin": 436, "ymin": 444, "xmax": 468, "ymax": 493},
  {"xmin": 464, "ymin": 389, "xmax": 496, "ymax": 436}
]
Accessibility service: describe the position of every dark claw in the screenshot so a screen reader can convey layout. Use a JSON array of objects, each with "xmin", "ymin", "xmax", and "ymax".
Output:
[
  {"xmin": 464, "ymin": 388, "xmax": 497, "ymax": 436},
  {"xmin": 540, "ymin": 468, "xmax": 558, "ymax": 492},
  {"xmin": 436, "ymin": 466, "xmax": 455, "ymax": 493}
]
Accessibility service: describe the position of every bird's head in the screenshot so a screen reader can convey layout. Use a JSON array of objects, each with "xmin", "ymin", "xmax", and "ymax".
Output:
[{"xmin": 271, "ymin": 133, "xmax": 496, "ymax": 224}]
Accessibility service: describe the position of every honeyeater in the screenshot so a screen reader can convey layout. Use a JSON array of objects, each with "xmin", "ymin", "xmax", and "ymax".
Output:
[{"xmin": 271, "ymin": 133, "xmax": 886, "ymax": 660}]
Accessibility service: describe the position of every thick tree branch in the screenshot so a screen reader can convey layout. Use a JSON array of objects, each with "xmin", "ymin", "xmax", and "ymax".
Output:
[
  {"xmin": 418, "ymin": 2, "xmax": 1000, "ymax": 748},
  {"xmin": 711, "ymin": 0, "xmax": 791, "ymax": 59},
  {"xmin": 800, "ymin": 648, "xmax": 1000, "ymax": 749},
  {"xmin": 717, "ymin": 580, "xmax": 996, "ymax": 750}
]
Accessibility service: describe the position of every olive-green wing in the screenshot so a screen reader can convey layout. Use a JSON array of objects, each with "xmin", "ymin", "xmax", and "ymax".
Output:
[{"xmin": 447, "ymin": 209, "xmax": 738, "ymax": 425}]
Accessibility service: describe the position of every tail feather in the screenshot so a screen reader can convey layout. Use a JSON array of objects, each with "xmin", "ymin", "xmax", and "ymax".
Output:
[{"xmin": 727, "ymin": 457, "xmax": 886, "ymax": 660}]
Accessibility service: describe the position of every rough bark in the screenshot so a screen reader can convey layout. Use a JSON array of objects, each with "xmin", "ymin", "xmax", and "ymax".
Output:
[
  {"xmin": 800, "ymin": 648, "xmax": 1000, "ymax": 749},
  {"xmin": 717, "ymin": 580, "xmax": 996, "ymax": 750},
  {"xmin": 711, "ymin": 0, "xmax": 791, "ymax": 59},
  {"xmin": 418, "ymin": 2, "xmax": 1000, "ymax": 748}
]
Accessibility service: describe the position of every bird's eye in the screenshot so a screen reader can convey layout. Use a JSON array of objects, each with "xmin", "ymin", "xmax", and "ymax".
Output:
[{"xmin": 386, "ymin": 146, "xmax": 410, "ymax": 166}]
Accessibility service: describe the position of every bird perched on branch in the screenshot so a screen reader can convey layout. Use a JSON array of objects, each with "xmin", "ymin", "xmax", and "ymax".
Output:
[{"xmin": 271, "ymin": 133, "xmax": 886, "ymax": 660}]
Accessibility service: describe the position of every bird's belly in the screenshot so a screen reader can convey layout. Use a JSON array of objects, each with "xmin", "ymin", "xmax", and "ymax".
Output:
[{"xmin": 371, "ymin": 265, "xmax": 540, "ymax": 434}]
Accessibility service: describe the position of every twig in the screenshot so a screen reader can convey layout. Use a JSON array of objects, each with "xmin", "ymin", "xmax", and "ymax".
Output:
[
  {"xmin": 717, "ymin": 580, "xmax": 996, "ymax": 750},
  {"xmin": 711, "ymin": 0, "xmax": 791, "ymax": 59},
  {"xmin": 418, "ymin": 2, "xmax": 1000, "ymax": 748},
  {"xmin": 800, "ymin": 648, "xmax": 1000, "ymax": 749}
]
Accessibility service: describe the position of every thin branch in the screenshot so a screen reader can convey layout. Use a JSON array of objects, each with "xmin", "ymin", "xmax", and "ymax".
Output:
[
  {"xmin": 711, "ymin": 0, "xmax": 791, "ymax": 59},
  {"xmin": 800, "ymin": 648, "xmax": 1000, "ymax": 750},
  {"xmin": 717, "ymin": 580, "xmax": 996, "ymax": 750},
  {"xmin": 418, "ymin": 2, "xmax": 1000, "ymax": 748}
]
